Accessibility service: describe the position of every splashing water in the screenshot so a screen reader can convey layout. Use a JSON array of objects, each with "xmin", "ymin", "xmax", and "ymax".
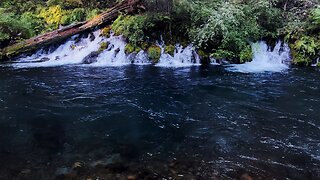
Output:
[
  {"xmin": 227, "ymin": 41, "xmax": 291, "ymax": 73},
  {"xmin": 12, "ymin": 31, "xmax": 104, "ymax": 68},
  {"xmin": 90, "ymin": 35, "xmax": 131, "ymax": 67},
  {"xmin": 8, "ymin": 30, "xmax": 201, "ymax": 68},
  {"xmin": 156, "ymin": 38, "xmax": 201, "ymax": 67}
]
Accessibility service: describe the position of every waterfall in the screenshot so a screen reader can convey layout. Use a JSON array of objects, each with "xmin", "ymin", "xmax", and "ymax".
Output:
[
  {"xmin": 13, "ymin": 31, "xmax": 103, "ymax": 68},
  {"xmin": 10, "ymin": 30, "xmax": 201, "ymax": 68},
  {"xmin": 156, "ymin": 37, "xmax": 201, "ymax": 67},
  {"xmin": 9, "ymin": 30, "xmax": 291, "ymax": 71},
  {"xmin": 227, "ymin": 41, "xmax": 291, "ymax": 73}
]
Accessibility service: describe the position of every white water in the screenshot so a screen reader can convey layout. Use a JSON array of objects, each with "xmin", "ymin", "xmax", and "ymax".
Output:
[
  {"xmin": 227, "ymin": 41, "xmax": 291, "ymax": 73},
  {"xmin": 156, "ymin": 37, "xmax": 201, "ymax": 67},
  {"xmin": 13, "ymin": 31, "xmax": 103, "ymax": 68},
  {"xmin": 8, "ymin": 30, "xmax": 292, "ymax": 71},
  {"xmin": 10, "ymin": 30, "xmax": 201, "ymax": 68}
]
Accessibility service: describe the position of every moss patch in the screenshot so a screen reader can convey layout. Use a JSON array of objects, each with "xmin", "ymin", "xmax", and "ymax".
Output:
[
  {"xmin": 147, "ymin": 45, "xmax": 162, "ymax": 63},
  {"xmin": 125, "ymin": 43, "xmax": 141, "ymax": 55},
  {"xmin": 164, "ymin": 45, "xmax": 175, "ymax": 56},
  {"xmin": 101, "ymin": 26, "xmax": 111, "ymax": 38},
  {"xmin": 98, "ymin": 42, "xmax": 109, "ymax": 52}
]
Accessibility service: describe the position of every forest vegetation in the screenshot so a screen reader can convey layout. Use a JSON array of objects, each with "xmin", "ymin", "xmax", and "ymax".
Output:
[{"xmin": 0, "ymin": 0, "xmax": 319, "ymax": 65}]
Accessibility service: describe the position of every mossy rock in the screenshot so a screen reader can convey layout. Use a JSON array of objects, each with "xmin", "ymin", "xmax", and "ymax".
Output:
[
  {"xmin": 98, "ymin": 42, "xmax": 109, "ymax": 52},
  {"xmin": 147, "ymin": 45, "xmax": 162, "ymax": 63},
  {"xmin": 197, "ymin": 49, "xmax": 209, "ymax": 58},
  {"xmin": 101, "ymin": 26, "xmax": 111, "ymax": 38},
  {"xmin": 125, "ymin": 43, "xmax": 141, "ymax": 55},
  {"xmin": 197, "ymin": 49, "xmax": 210, "ymax": 64},
  {"xmin": 140, "ymin": 42, "xmax": 150, "ymax": 50},
  {"xmin": 164, "ymin": 45, "xmax": 175, "ymax": 56},
  {"xmin": 125, "ymin": 44, "xmax": 135, "ymax": 54},
  {"xmin": 70, "ymin": 44, "xmax": 76, "ymax": 50}
]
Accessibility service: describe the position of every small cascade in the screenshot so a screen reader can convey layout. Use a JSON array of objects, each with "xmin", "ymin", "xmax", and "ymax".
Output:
[
  {"xmin": 156, "ymin": 42, "xmax": 201, "ymax": 67},
  {"xmin": 91, "ymin": 35, "xmax": 150, "ymax": 66},
  {"xmin": 227, "ymin": 41, "xmax": 291, "ymax": 73},
  {"xmin": 10, "ymin": 29, "xmax": 201, "ymax": 68},
  {"xmin": 91, "ymin": 35, "xmax": 130, "ymax": 66},
  {"xmin": 13, "ymin": 31, "xmax": 103, "ymax": 68}
]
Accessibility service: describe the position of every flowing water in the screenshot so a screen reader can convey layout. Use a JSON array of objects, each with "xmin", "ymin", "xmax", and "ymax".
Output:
[{"xmin": 0, "ymin": 32, "xmax": 319, "ymax": 179}]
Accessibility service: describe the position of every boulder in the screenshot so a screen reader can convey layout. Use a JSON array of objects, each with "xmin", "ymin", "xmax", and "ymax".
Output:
[{"xmin": 82, "ymin": 51, "xmax": 100, "ymax": 64}]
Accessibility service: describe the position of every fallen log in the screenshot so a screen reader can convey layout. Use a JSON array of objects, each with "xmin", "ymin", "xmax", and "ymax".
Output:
[{"xmin": 0, "ymin": 0, "xmax": 144, "ymax": 60}]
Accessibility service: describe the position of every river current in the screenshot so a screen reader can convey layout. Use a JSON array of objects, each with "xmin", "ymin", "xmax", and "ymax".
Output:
[{"xmin": 0, "ymin": 64, "xmax": 319, "ymax": 179}]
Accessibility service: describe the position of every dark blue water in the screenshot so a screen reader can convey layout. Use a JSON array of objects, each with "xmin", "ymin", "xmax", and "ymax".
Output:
[{"xmin": 0, "ymin": 65, "xmax": 319, "ymax": 179}]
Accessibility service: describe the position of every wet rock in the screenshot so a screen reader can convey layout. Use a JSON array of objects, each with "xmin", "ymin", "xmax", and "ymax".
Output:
[
  {"xmin": 82, "ymin": 32, "xmax": 89, "ymax": 39},
  {"xmin": 127, "ymin": 53, "xmax": 137, "ymax": 63},
  {"xmin": 107, "ymin": 44, "xmax": 114, "ymax": 51},
  {"xmin": 82, "ymin": 51, "xmax": 100, "ymax": 64},
  {"xmin": 89, "ymin": 33, "xmax": 96, "ymax": 42},
  {"xmin": 40, "ymin": 57, "xmax": 50, "ymax": 62}
]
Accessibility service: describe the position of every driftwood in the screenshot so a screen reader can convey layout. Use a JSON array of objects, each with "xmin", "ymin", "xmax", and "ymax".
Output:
[{"xmin": 0, "ymin": 0, "xmax": 144, "ymax": 60}]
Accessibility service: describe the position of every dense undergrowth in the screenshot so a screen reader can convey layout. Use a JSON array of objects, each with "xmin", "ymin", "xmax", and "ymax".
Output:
[{"xmin": 0, "ymin": 0, "xmax": 319, "ymax": 65}]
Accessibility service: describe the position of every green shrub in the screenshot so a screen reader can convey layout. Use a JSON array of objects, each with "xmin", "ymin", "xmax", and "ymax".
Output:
[
  {"xmin": 61, "ymin": 8, "xmax": 86, "ymax": 25},
  {"xmin": 239, "ymin": 45, "xmax": 253, "ymax": 63},
  {"xmin": 0, "ymin": 9, "xmax": 41, "ymax": 45},
  {"xmin": 38, "ymin": 5, "xmax": 66, "ymax": 29},
  {"xmin": 211, "ymin": 49, "xmax": 235, "ymax": 60},
  {"xmin": 291, "ymin": 36, "xmax": 319, "ymax": 66},
  {"xmin": 86, "ymin": 9, "xmax": 100, "ymax": 20},
  {"xmin": 20, "ymin": 12, "xmax": 45, "ymax": 36},
  {"xmin": 112, "ymin": 15, "xmax": 154, "ymax": 45},
  {"xmin": 147, "ymin": 45, "xmax": 161, "ymax": 63},
  {"xmin": 47, "ymin": 0, "xmax": 83, "ymax": 9},
  {"xmin": 310, "ymin": 7, "xmax": 320, "ymax": 25}
]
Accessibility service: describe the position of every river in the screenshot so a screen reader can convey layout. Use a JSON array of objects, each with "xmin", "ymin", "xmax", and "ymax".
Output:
[{"xmin": 0, "ymin": 64, "xmax": 319, "ymax": 179}]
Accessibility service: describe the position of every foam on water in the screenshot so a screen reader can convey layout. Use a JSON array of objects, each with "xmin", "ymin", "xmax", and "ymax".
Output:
[
  {"xmin": 227, "ymin": 41, "xmax": 291, "ymax": 73},
  {"xmin": 13, "ymin": 31, "xmax": 103, "ymax": 68}
]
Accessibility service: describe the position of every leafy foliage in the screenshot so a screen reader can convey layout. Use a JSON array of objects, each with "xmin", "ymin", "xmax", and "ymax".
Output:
[
  {"xmin": 112, "ymin": 15, "xmax": 155, "ymax": 45},
  {"xmin": 0, "ymin": 9, "xmax": 43, "ymax": 46}
]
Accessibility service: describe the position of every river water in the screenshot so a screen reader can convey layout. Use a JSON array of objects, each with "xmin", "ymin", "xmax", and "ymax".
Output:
[{"xmin": 0, "ymin": 64, "xmax": 319, "ymax": 179}]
